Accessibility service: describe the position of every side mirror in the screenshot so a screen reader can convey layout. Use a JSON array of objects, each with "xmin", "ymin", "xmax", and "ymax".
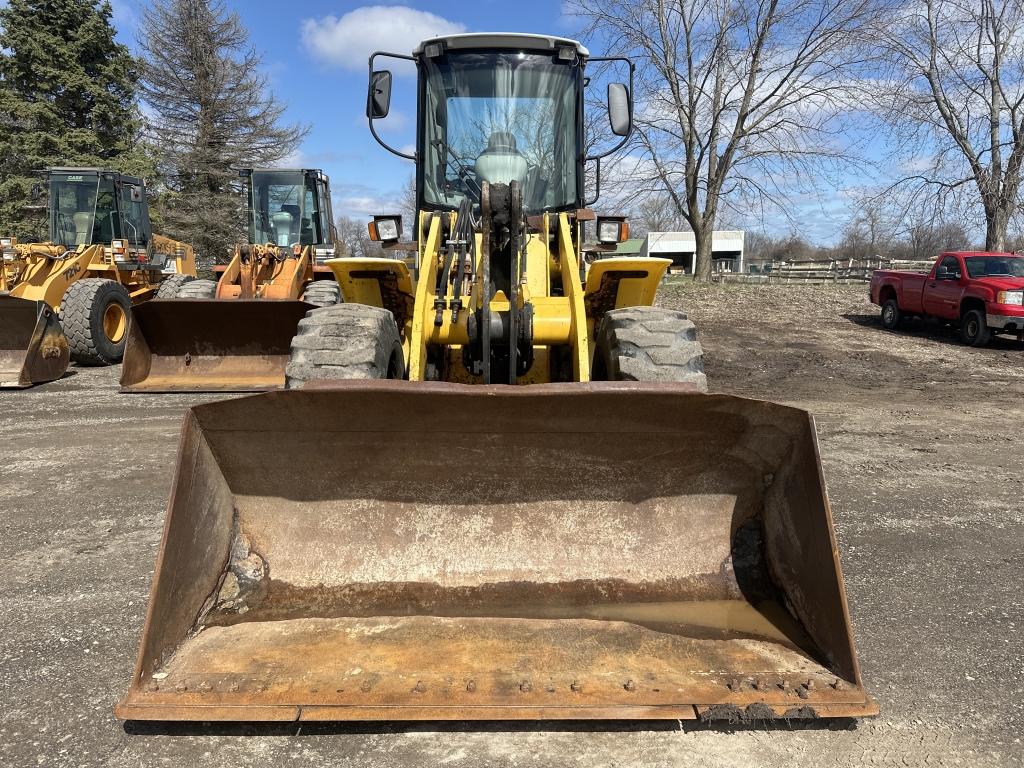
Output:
[
  {"xmin": 608, "ymin": 83, "xmax": 631, "ymax": 137},
  {"xmin": 367, "ymin": 70, "xmax": 393, "ymax": 119}
]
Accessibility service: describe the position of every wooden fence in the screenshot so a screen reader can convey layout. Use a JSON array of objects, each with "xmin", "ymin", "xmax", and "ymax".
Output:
[{"xmin": 714, "ymin": 257, "xmax": 934, "ymax": 284}]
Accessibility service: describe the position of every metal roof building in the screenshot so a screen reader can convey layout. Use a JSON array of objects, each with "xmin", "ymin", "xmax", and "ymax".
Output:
[{"xmin": 641, "ymin": 231, "xmax": 745, "ymax": 274}]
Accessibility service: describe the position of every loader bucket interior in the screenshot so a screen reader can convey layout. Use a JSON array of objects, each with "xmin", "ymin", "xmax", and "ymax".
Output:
[
  {"xmin": 117, "ymin": 383, "xmax": 876, "ymax": 722},
  {"xmin": 0, "ymin": 296, "xmax": 69, "ymax": 388},
  {"xmin": 120, "ymin": 299, "xmax": 314, "ymax": 392}
]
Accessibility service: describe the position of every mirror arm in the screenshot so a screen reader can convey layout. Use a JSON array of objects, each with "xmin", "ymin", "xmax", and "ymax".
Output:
[
  {"xmin": 368, "ymin": 51, "xmax": 417, "ymax": 161},
  {"xmin": 584, "ymin": 56, "xmax": 636, "ymax": 162},
  {"xmin": 585, "ymin": 157, "xmax": 601, "ymax": 207}
]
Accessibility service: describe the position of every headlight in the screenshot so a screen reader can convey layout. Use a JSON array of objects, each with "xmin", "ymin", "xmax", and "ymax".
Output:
[
  {"xmin": 370, "ymin": 215, "xmax": 402, "ymax": 242},
  {"xmin": 596, "ymin": 216, "xmax": 628, "ymax": 244},
  {"xmin": 0, "ymin": 237, "xmax": 14, "ymax": 247},
  {"xmin": 997, "ymin": 290, "xmax": 1023, "ymax": 306}
]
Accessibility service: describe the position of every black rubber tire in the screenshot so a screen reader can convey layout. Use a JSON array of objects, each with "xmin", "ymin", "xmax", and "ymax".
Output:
[
  {"xmin": 59, "ymin": 278, "xmax": 133, "ymax": 365},
  {"xmin": 301, "ymin": 280, "xmax": 342, "ymax": 307},
  {"xmin": 592, "ymin": 307, "xmax": 708, "ymax": 391},
  {"xmin": 155, "ymin": 274, "xmax": 195, "ymax": 299},
  {"xmin": 285, "ymin": 303, "xmax": 405, "ymax": 389},
  {"xmin": 176, "ymin": 278, "xmax": 217, "ymax": 299},
  {"xmin": 960, "ymin": 308, "xmax": 991, "ymax": 347},
  {"xmin": 880, "ymin": 298, "xmax": 902, "ymax": 329}
]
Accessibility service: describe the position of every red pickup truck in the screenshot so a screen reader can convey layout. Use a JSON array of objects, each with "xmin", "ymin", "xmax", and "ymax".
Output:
[{"xmin": 870, "ymin": 251, "xmax": 1024, "ymax": 346}]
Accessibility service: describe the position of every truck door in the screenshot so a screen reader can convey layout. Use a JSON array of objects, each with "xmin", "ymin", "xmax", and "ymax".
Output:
[{"xmin": 922, "ymin": 255, "xmax": 963, "ymax": 319}]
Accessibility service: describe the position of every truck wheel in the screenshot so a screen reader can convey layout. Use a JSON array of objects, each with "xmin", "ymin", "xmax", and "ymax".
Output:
[
  {"xmin": 175, "ymin": 278, "xmax": 218, "ymax": 299},
  {"xmin": 285, "ymin": 303, "xmax": 404, "ymax": 389},
  {"xmin": 59, "ymin": 278, "xmax": 132, "ymax": 365},
  {"xmin": 960, "ymin": 309, "xmax": 991, "ymax": 347},
  {"xmin": 592, "ymin": 307, "xmax": 708, "ymax": 392},
  {"xmin": 155, "ymin": 274, "xmax": 194, "ymax": 299},
  {"xmin": 880, "ymin": 299, "xmax": 902, "ymax": 329},
  {"xmin": 301, "ymin": 280, "xmax": 342, "ymax": 307}
]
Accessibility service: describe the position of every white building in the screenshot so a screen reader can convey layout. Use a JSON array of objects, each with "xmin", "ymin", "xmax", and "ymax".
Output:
[{"xmin": 641, "ymin": 231, "xmax": 745, "ymax": 274}]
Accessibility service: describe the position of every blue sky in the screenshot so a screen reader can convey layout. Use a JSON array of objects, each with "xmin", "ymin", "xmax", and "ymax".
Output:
[
  {"xmin": 108, "ymin": 1, "xmax": 585, "ymax": 223},
  {"xmin": 99, "ymin": 0, "xmax": 868, "ymax": 242}
]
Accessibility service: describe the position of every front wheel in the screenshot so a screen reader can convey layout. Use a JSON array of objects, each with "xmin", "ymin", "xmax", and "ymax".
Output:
[
  {"xmin": 960, "ymin": 309, "xmax": 991, "ymax": 347},
  {"xmin": 285, "ymin": 303, "xmax": 405, "ymax": 389},
  {"xmin": 301, "ymin": 280, "xmax": 342, "ymax": 307},
  {"xmin": 176, "ymin": 278, "xmax": 217, "ymax": 299},
  {"xmin": 59, "ymin": 278, "xmax": 132, "ymax": 365},
  {"xmin": 880, "ymin": 299, "xmax": 902, "ymax": 330},
  {"xmin": 592, "ymin": 307, "xmax": 708, "ymax": 391},
  {"xmin": 155, "ymin": 274, "xmax": 195, "ymax": 299}
]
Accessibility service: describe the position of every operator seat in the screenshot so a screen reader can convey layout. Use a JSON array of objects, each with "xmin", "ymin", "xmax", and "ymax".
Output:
[
  {"xmin": 475, "ymin": 131, "xmax": 528, "ymax": 186},
  {"xmin": 73, "ymin": 213, "xmax": 92, "ymax": 245},
  {"xmin": 271, "ymin": 209, "xmax": 295, "ymax": 246}
]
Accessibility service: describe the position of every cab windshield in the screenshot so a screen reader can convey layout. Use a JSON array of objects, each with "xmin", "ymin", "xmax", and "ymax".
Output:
[
  {"xmin": 965, "ymin": 255, "xmax": 1024, "ymax": 278},
  {"xmin": 49, "ymin": 173, "xmax": 117, "ymax": 247},
  {"xmin": 420, "ymin": 51, "xmax": 581, "ymax": 213},
  {"xmin": 248, "ymin": 171, "xmax": 325, "ymax": 247}
]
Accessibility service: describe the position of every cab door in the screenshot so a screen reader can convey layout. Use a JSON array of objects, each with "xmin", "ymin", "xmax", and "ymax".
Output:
[{"xmin": 922, "ymin": 255, "xmax": 964, "ymax": 319}]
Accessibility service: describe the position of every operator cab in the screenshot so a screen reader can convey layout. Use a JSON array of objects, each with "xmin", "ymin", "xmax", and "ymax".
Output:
[
  {"xmin": 48, "ymin": 169, "xmax": 152, "ymax": 251},
  {"xmin": 244, "ymin": 169, "xmax": 335, "ymax": 255},
  {"xmin": 368, "ymin": 33, "xmax": 631, "ymax": 216}
]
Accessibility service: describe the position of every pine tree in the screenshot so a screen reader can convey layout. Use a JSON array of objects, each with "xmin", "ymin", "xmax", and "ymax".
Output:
[
  {"xmin": 139, "ymin": 0, "xmax": 307, "ymax": 262},
  {"xmin": 0, "ymin": 0, "xmax": 144, "ymax": 240}
]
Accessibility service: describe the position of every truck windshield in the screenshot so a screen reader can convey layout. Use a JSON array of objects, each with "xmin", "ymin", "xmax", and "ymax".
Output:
[
  {"xmin": 249, "ymin": 171, "xmax": 322, "ymax": 246},
  {"xmin": 49, "ymin": 173, "xmax": 118, "ymax": 247},
  {"xmin": 965, "ymin": 256, "xmax": 1024, "ymax": 278},
  {"xmin": 420, "ymin": 51, "xmax": 580, "ymax": 213}
]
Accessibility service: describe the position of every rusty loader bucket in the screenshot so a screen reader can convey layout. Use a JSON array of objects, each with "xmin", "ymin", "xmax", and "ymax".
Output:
[
  {"xmin": 0, "ymin": 295, "xmax": 69, "ymax": 388},
  {"xmin": 116, "ymin": 382, "xmax": 876, "ymax": 722},
  {"xmin": 120, "ymin": 299, "xmax": 314, "ymax": 392}
]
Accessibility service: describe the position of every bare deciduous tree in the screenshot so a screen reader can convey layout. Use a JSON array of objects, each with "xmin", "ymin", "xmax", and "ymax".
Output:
[
  {"xmin": 569, "ymin": 0, "xmax": 880, "ymax": 280},
  {"xmin": 139, "ymin": 0, "xmax": 307, "ymax": 261},
  {"xmin": 335, "ymin": 215, "xmax": 382, "ymax": 258},
  {"xmin": 837, "ymin": 193, "xmax": 898, "ymax": 259},
  {"xmin": 873, "ymin": 0, "xmax": 1024, "ymax": 252},
  {"xmin": 627, "ymin": 194, "xmax": 689, "ymax": 236}
]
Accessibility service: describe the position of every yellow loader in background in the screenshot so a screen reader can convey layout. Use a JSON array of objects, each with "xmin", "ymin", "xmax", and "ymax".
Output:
[
  {"xmin": 0, "ymin": 168, "xmax": 196, "ymax": 387},
  {"xmin": 120, "ymin": 168, "xmax": 342, "ymax": 392},
  {"xmin": 117, "ymin": 33, "xmax": 875, "ymax": 723}
]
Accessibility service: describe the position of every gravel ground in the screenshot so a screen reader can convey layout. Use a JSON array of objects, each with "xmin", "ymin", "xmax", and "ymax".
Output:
[{"xmin": 0, "ymin": 282, "xmax": 1021, "ymax": 767}]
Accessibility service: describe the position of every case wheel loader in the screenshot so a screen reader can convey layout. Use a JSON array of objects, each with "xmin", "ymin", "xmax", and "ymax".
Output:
[
  {"xmin": 117, "ymin": 33, "xmax": 876, "ymax": 723},
  {"xmin": 120, "ymin": 168, "xmax": 343, "ymax": 392},
  {"xmin": 0, "ymin": 168, "xmax": 196, "ymax": 387}
]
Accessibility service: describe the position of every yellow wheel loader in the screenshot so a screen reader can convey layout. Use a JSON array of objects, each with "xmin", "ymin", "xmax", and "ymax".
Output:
[
  {"xmin": 120, "ymin": 168, "xmax": 342, "ymax": 392},
  {"xmin": 117, "ymin": 34, "xmax": 876, "ymax": 723},
  {"xmin": 0, "ymin": 168, "xmax": 196, "ymax": 387}
]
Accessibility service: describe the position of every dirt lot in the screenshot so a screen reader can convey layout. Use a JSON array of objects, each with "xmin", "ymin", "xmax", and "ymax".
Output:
[{"xmin": 1, "ymin": 283, "xmax": 1021, "ymax": 767}]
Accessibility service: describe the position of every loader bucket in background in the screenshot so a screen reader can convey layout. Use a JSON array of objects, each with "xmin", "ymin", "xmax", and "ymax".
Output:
[
  {"xmin": 116, "ymin": 382, "xmax": 876, "ymax": 722},
  {"xmin": 0, "ymin": 296, "xmax": 69, "ymax": 388},
  {"xmin": 120, "ymin": 299, "xmax": 315, "ymax": 392}
]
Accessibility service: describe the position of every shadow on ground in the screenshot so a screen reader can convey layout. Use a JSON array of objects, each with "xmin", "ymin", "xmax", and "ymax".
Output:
[
  {"xmin": 842, "ymin": 313, "xmax": 1024, "ymax": 351},
  {"xmin": 123, "ymin": 717, "xmax": 859, "ymax": 737}
]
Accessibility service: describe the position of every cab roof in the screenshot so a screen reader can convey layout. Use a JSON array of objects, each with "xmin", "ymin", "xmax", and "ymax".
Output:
[{"xmin": 414, "ymin": 33, "xmax": 589, "ymax": 58}]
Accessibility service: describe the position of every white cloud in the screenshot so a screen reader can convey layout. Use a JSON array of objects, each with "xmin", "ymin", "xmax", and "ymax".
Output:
[
  {"xmin": 301, "ymin": 6, "xmax": 465, "ymax": 72},
  {"xmin": 334, "ymin": 185, "xmax": 403, "ymax": 218}
]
